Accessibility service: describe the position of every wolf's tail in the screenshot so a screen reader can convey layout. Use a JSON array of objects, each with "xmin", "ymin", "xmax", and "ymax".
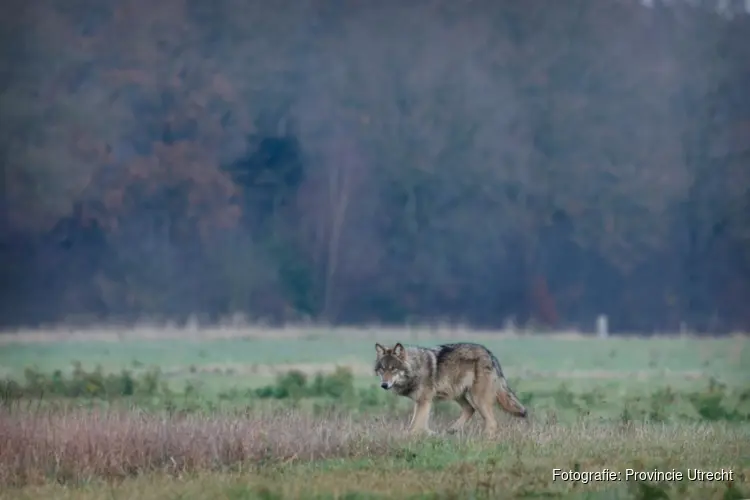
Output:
[
  {"xmin": 495, "ymin": 376, "xmax": 528, "ymax": 418},
  {"xmin": 489, "ymin": 351, "xmax": 528, "ymax": 418}
]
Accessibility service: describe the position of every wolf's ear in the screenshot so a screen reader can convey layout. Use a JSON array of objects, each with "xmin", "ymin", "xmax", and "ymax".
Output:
[
  {"xmin": 375, "ymin": 343, "xmax": 386, "ymax": 357},
  {"xmin": 393, "ymin": 343, "xmax": 406, "ymax": 360}
]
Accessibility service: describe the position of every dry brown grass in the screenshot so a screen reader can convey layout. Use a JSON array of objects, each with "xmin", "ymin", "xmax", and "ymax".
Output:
[
  {"xmin": 0, "ymin": 324, "xmax": 579, "ymax": 345},
  {"xmin": 3, "ymin": 322, "xmax": 743, "ymax": 345},
  {"xmin": 2, "ymin": 406, "xmax": 748, "ymax": 496},
  {"xmin": 0, "ymin": 407, "xmax": 398, "ymax": 487}
]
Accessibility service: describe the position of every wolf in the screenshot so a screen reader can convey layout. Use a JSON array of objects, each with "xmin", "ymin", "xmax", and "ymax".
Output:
[{"xmin": 374, "ymin": 342, "xmax": 527, "ymax": 436}]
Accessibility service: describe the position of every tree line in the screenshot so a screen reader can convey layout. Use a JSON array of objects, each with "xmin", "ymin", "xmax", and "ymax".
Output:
[{"xmin": 0, "ymin": 0, "xmax": 748, "ymax": 333}]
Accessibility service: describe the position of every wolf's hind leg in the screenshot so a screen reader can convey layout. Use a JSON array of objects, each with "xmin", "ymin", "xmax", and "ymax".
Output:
[
  {"xmin": 471, "ymin": 374, "xmax": 498, "ymax": 437},
  {"xmin": 447, "ymin": 395, "xmax": 475, "ymax": 434}
]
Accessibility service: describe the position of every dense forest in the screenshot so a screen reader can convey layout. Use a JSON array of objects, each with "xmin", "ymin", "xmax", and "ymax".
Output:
[{"xmin": 0, "ymin": 0, "xmax": 748, "ymax": 333}]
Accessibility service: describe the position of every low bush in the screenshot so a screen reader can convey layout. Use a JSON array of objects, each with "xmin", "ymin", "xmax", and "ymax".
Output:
[
  {"xmin": 253, "ymin": 366, "xmax": 355, "ymax": 400},
  {"xmin": 2, "ymin": 364, "xmax": 749, "ymax": 423},
  {"xmin": 0, "ymin": 363, "xmax": 165, "ymax": 401}
]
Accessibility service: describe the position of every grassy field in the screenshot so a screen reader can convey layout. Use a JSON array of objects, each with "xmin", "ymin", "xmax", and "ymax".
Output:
[{"xmin": 1, "ymin": 327, "xmax": 749, "ymax": 499}]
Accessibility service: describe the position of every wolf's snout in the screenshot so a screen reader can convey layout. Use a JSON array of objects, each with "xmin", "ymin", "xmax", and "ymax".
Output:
[{"xmin": 380, "ymin": 382, "xmax": 392, "ymax": 390}]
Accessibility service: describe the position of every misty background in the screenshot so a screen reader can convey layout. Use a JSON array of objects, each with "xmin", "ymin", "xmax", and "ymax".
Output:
[{"xmin": 0, "ymin": 0, "xmax": 748, "ymax": 333}]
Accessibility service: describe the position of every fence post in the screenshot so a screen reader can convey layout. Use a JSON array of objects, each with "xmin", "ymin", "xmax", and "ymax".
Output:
[{"xmin": 596, "ymin": 314, "xmax": 609, "ymax": 339}]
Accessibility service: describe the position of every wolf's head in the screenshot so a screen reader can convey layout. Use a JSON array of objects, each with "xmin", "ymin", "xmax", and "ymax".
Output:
[{"xmin": 374, "ymin": 343, "xmax": 408, "ymax": 390}]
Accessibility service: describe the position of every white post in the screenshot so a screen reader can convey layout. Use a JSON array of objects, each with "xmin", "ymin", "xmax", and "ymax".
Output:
[{"xmin": 596, "ymin": 314, "xmax": 609, "ymax": 339}]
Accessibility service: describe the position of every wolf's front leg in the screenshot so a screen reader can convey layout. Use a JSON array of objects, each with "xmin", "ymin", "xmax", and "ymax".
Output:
[
  {"xmin": 409, "ymin": 399, "xmax": 434, "ymax": 435},
  {"xmin": 408, "ymin": 403, "xmax": 418, "ymax": 428}
]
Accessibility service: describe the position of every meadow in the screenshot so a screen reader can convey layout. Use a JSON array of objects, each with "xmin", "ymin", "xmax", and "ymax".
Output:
[{"xmin": 0, "ymin": 326, "xmax": 749, "ymax": 499}]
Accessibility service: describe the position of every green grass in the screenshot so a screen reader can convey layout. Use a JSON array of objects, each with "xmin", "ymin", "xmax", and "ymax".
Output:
[
  {"xmin": 1, "ymin": 334, "xmax": 746, "ymax": 372},
  {"xmin": 1, "ymin": 328, "xmax": 749, "ymax": 499},
  {"xmin": 2, "ymin": 333, "xmax": 747, "ymax": 385}
]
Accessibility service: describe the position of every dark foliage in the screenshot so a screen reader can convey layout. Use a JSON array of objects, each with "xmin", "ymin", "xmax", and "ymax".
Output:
[{"xmin": 0, "ymin": 0, "xmax": 748, "ymax": 332}]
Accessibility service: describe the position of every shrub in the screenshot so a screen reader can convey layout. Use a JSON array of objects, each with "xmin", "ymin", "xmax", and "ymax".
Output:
[
  {"xmin": 253, "ymin": 367, "xmax": 356, "ymax": 401},
  {"xmin": 0, "ymin": 363, "xmax": 164, "ymax": 402}
]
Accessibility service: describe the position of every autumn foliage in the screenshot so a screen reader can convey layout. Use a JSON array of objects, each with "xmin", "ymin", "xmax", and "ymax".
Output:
[{"xmin": 0, "ymin": 0, "xmax": 748, "ymax": 332}]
